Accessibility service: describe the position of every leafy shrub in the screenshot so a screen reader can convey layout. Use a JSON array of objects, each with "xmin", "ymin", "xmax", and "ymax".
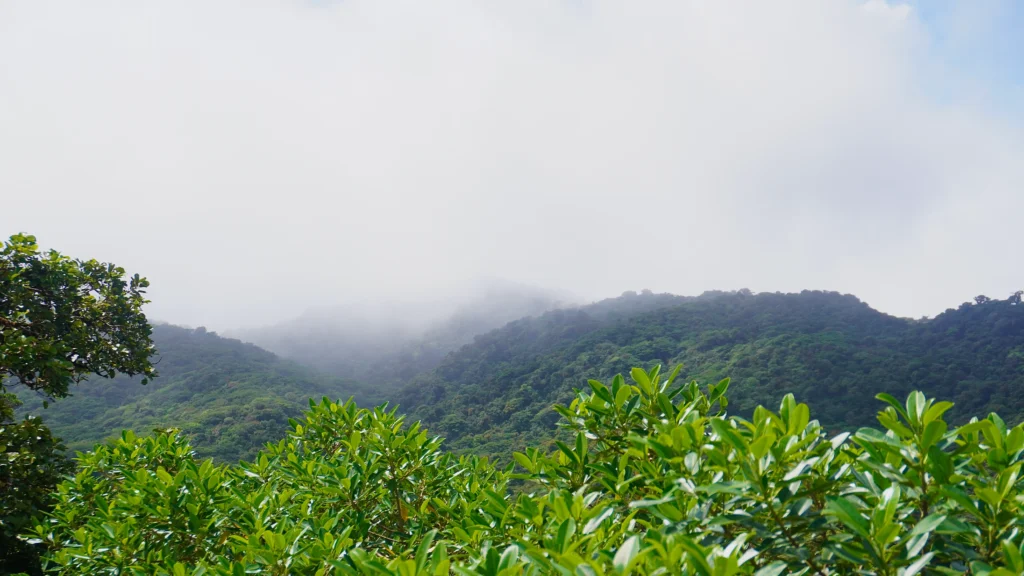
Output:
[
  {"xmin": 25, "ymin": 365, "xmax": 1024, "ymax": 575},
  {"xmin": 0, "ymin": 414, "xmax": 73, "ymax": 575}
]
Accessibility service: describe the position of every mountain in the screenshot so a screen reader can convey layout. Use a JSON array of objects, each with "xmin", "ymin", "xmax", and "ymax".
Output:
[
  {"xmin": 15, "ymin": 323, "xmax": 377, "ymax": 462},
  {"xmin": 231, "ymin": 281, "xmax": 567, "ymax": 386},
  {"xmin": 18, "ymin": 288, "xmax": 1024, "ymax": 465},
  {"xmin": 396, "ymin": 289, "xmax": 1024, "ymax": 458}
]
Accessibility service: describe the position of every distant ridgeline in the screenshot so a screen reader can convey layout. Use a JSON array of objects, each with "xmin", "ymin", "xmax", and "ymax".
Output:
[
  {"xmin": 396, "ymin": 289, "xmax": 1024, "ymax": 458},
  {"xmin": 17, "ymin": 289, "xmax": 1024, "ymax": 463},
  {"xmin": 15, "ymin": 323, "xmax": 378, "ymax": 462}
]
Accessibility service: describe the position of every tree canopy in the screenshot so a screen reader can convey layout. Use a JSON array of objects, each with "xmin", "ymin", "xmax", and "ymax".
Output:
[
  {"xmin": 1, "ymin": 233, "xmax": 156, "ymax": 574},
  {"xmin": 0, "ymin": 233, "xmax": 156, "ymax": 403}
]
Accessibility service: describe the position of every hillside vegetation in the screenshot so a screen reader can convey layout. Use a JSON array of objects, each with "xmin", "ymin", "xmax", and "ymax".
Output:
[
  {"xmin": 15, "ymin": 323, "xmax": 377, "ymax": 462},
  {"xmin": 398, "ymin": 290, "xmax": 1024, "ymax": 457},
  {"xmin": 28, "ymin": 366, "xmax": 1024, "ymax": 575},
  {"xmin": 17, "ymin": 289, "xmax": 1024, "ymax": 468}
]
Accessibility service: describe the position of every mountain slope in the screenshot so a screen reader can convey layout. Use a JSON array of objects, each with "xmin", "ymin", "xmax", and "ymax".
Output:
[
  {"xmin": 397, "ymin": 290, "xmax": 1024, "ymax": 457},
  {"xmin": 15, "ymin": 324, "xmax": 377, "ymax": 461}
]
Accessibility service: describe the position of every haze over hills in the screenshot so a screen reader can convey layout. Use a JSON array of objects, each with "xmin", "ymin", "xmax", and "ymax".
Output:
[
  {"xmin": 15, "ymin": 282, "xmax": 569, "ymax": 462},
  {"xmin": 229, "ymin": 281, "xmax": 570, "ymax": 385}
]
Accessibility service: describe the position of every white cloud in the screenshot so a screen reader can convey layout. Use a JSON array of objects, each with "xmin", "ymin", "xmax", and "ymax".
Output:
[{"xmin": 0, "ymin": 0, "xmax": 1020, "ymax": 328}]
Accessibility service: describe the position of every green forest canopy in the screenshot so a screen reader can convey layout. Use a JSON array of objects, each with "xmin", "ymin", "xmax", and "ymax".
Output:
[
  {"xmin": 18, "ymin": 289, "xmax": 1024, "ymax": 466},
  {"xmin": 399, "ymin": 290, "xmax": 1024, "ymax": 458},
  {"xmin": 15, "ymin": 323, "xmax": 379, "ymax": 462},
  {"xmin": 24, "ymin": 365, "xmax": 1024, "ymax": 575}
]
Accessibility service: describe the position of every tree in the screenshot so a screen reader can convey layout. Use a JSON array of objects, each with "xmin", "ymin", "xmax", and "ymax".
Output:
[
  {"xmin": 0, "ymin": 233, "xmax": 156, "ymax": 402},
  {"xmin": 1, "ymin": 233, "xmax": 156, "ymax": 575}
]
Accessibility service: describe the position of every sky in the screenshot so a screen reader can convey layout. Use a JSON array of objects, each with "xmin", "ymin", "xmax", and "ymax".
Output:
[{"xmin": 1, "ymin": 0, "xmax": 1022, "ymax": 331}]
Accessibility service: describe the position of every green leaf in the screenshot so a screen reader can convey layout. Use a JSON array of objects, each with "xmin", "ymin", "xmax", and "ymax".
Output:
[
  {"xmin": 498, "ymin": 545, "xmax": 520, "ymax": 571},
  {"xmin": 710, "ymin": 377, "xmax": 731, "ymax": 404},
  {"xmin": 956, "ymin": 419, "xmax": 994, "ymax": 438},
  {"xmin": 876, "ymin": 392, "xmax": 911, "ymax": 423},
  {"xmin": 921, "ymin": 420, "xmax": 948, "ymax": 452},
  {"xmin": 910, "ymin": 513, "xmax": 947, "ymax": 536},
  {"xmin": 156, "ymin": 466, "xmax": 173, "ymax": 485},
  {"xmin": 588, "ymin": 379, "xmax": 613, "ymax": 404},
  {"xmin": 901, "ymin": 551, "xmax": 934, "ymax": 576},
  {"xmin": 750, "ymin": 433, "xmax": 776, "ymax": 459},
  {"xmin": 676, "ymin": 536, "xmax": 713, "ymax": 576},
  {"xmin": 512, "ymin": 452, "xmax": 534, "ymax": 473},
  {"xmin": 415, "ymin": 530, "xmax": 437, "ymax": 571},
  {"xmin": 855, "ymin": 427, "xmax": 903, "ymax": 449},
  {"xmin": 923, "ymin": 401, "xmax": 954, "ymax": 426},
  {"xmin": 906, "ymin": 391, "xmax": 926, "ymax": 428},
  {"xmin": 631, "ymin": 368, "xmax": 653, "ymax": 395},
  {"xmin": 1002, "ymin": 539, "xmax": 1024, "ymax": 573},
  {"xmin": 753, "ymin": 563, "xmax": 787, "ymax": 576},
  {"xmin": 556, "ymin": 441, "xmax": 579, "ymax": 464},
  {"xmin": 666, "ymin": 363, "xmax": 684, "ymax": 386},
  {"xmin": 613, "ymin": 535, "xmax": 641, "ymax": 574},
  {"xmin": 878, "ymin": 412, "xmax": 914, "ymax": 439},
  {"xmin": 927, "ymin": 445, "xmax": 953, "ymax": 484},
  {"xmin": 583, "ymin": 506, "xmax": 613, "ymax": 534},
  {"xmin": 825, "ymin": 496, "xmax": 871, "ymax": 539},
  {"xmin": 555, "ymin": 518, "xmax": 576, "ymax": 553},
  {"xmin": 710, "ymin": 419, "xmax": 748, "ymax": 455},
  {"xmin": 788, "ymin": 403, "xmax": 810, "ymax": 435},
  {"xmin": 615, "ymin": 385, "xmax": 632, "ymax": 410}
]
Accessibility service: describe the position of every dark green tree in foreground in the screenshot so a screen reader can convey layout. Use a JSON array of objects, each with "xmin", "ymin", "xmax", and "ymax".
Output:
[{"xmin": 1, "ymin": 233, "xmax": 156, "ymax": 575}]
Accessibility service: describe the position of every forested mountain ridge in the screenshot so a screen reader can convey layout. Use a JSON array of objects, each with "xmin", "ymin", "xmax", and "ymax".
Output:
[
  {"xmin": 397, "ymin": 289, "xmax": 1024, "ymax": 457},
  {"xmin": 14, "ymin": 288, "xmax": 1024, "ymax": 466},
  {"xmin": 15, "ymin": 323, "xmax": 378, "ymax": 462}
]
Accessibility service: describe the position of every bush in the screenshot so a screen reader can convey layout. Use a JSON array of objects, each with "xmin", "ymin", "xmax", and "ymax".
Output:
[
  {"xmin": 1, "ymin": 414, "xmax": 73, "ymax": 575},
  {"xmin": 25, "ymin": 366, "xmax": 1024, "ymax": 574}
]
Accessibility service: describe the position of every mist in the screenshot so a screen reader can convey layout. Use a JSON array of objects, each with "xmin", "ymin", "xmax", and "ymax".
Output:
[{"xmin": 1, "ymin": 0, "xmax": 1021, "ymax": 331}]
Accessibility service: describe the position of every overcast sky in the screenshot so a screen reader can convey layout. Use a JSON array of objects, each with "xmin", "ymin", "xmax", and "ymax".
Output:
[{"xmin": 1, "ymin": 0, "xmax": 1022, "ymax": 330}]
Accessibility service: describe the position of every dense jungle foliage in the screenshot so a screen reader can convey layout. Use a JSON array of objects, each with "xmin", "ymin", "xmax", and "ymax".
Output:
[
  {"xmin": 398, "ymin": 290, "xmax": 1024, "ymax": 458},
  {"xmin": 22, "ymin": 365, "xmax": 1024, "ymax": 575},
  {"xmin": 15, "ymin": 323, "xmax": 378, "ymax": 462}
]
